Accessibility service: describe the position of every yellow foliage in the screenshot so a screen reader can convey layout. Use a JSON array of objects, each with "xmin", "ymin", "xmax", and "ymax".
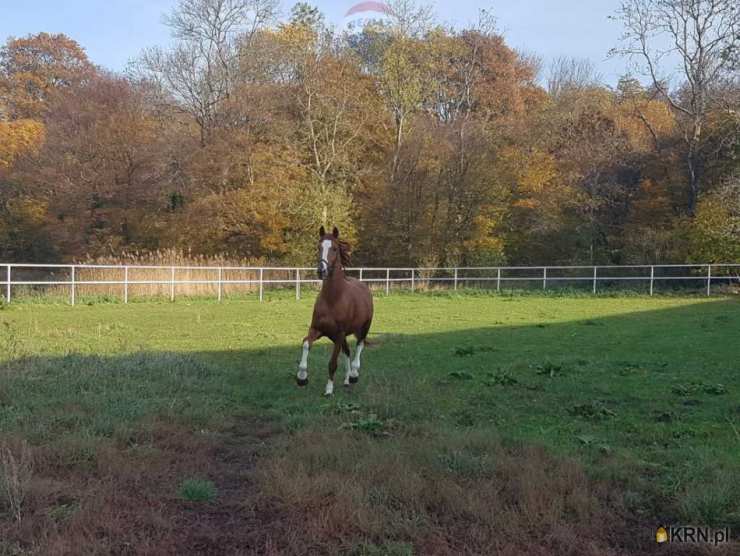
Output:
[
  {"xmin": 614, "ymin": 98, "xmax": 675, "ymax": 152},
  {"xmin": 461, "ymin": 212, "xmax": 505, "ymax": 262},
  {"xmin": 0, "ymin": 197, "xmax": 50, "ymax": 251},
  {"xmin": 0, "ymin": 119, "xmax": 45, "ymax": 169},
  {"xmin": 500, "ymin": 146, "xmax": 558, "ymax": 197},
  {"xmin": 689, "ymin": 182, "xmax": 740, "ymax": 262}
]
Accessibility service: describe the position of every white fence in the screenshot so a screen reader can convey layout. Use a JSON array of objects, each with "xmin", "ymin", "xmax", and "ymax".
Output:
[{"xmin": 1, "ymin": 263, "xmax": 738, "ymax": 305}]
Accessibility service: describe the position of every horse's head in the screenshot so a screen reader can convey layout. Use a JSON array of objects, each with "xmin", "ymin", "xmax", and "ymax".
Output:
[{"xmin": 317, "ymin": 226, "xmax": 349, "ymax": 279}]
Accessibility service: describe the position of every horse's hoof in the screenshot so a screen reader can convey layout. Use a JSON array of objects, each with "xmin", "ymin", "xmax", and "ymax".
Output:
[
  {"xmin": 296, "ymin": 377, "xmax": 308, "ymax": 387},
  {"xmin": 349, "ymin": 376, "xmax": 359, "ymax": 384}
]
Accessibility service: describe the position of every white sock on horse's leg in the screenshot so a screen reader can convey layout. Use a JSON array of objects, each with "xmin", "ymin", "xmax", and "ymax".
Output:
[
  {"xmin": 325, "ymin": 380, "xmax": 334, "ymax": 396},
  {"xmin": 343, "ymin": 353, "xmax": 352, "ymax": 386},
  {"xmin": 297, "ymin": 341, "xmax": 309, "ymax": 381},
  {"xmin": 351, "ymin": 341, "xmax": 364, "ymax": 378}
]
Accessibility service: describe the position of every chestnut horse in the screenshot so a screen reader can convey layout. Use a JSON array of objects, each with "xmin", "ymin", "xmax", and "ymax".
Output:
[{"xmin": 296, "ymin": 226, "xmax": 373, "ymax": 396}]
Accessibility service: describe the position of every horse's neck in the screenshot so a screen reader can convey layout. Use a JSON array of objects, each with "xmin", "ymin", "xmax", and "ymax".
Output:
[{"xmin": 321, "ymin": 266, "xmax": 347, "ymax": 301}]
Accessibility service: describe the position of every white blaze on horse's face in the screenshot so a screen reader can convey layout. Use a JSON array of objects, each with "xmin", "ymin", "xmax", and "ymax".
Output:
[{"xmin": 318, "ymin": 239, "xmax": 333, "ymax": 278}]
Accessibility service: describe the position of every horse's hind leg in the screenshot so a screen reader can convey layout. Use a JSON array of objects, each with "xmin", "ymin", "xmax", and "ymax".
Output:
[
  {"xmin": 325, "ymin": 332, "xmax": 345, "ymax": 397},
  {"xmin": 297, "ymin": 328, "xmax": 321, "ymax": 387}
]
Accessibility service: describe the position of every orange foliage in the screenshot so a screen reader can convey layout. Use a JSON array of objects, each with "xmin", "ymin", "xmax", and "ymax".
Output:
[{"xmin": 0, "ymin": 33, "xmax": 94, "ymax": 119}]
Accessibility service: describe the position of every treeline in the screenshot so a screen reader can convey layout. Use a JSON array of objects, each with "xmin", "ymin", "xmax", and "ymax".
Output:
[{"xmin": 1, "ymin": 0, "xmax": 738, "ymax": 266}]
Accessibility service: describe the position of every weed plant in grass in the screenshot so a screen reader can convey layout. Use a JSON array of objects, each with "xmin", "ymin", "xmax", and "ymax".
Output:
[{"xmin": 178, "ymin": 478, "xmax": 217, "ymax": 503}]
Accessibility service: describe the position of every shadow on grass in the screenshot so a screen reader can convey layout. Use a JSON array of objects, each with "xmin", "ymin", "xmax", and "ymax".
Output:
[{"xmin": 0, "ymin": 298, "xmax": 738, "ymax": 554}]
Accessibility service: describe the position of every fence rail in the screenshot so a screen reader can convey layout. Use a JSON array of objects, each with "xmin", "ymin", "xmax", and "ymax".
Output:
[{"xmin": 1, "ymin": 263, "xmax": 738, "ymax": 305}]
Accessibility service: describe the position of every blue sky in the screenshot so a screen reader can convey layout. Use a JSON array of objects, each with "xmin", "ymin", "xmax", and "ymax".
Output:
[{"xmin": 0, "ymin": 1, "xmax": 631, "ymax": 84}]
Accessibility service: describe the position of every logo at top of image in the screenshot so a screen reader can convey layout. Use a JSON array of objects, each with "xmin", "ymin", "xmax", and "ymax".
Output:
[{"xmin": 344, "ymin": 1, "xmax": 394, "ymax": 18}]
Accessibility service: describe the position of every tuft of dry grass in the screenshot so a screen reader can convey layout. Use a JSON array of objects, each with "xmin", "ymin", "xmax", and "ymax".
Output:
[
  {"xmin": 9, "ymin": 248, "xmax": 277, "ymax": 301},
  {"xmin": 0, "ymin": 419, "xmax": 286, "ymax": 555},
  {"xmin": 0, "ymin": 419, "xmax": 732, "ymax": 555},
  {"xmin": 0, "ymin": 438, "xmax": 33, "ymax": 523},
  {"xmin": 255, "ymin": 427, "xmax": 641, "ymax": 555},
  {"xmin": 78, "ymin": 248, "xmax": 268, "ymax": 299}
]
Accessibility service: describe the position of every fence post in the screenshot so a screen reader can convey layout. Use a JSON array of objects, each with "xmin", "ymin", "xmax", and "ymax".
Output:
[
  {"xmin": 592, "ymin": 266, "xmax": 597, "ymax": 294},
  {"xmin": 411, "ymin": 269, "xmax": 415, "ymax": 293},
  {"xmin": 359, "ymin": 268, "xmax": 363, "ymax": 282},
  {"xmin": 542, "ymin": 267, "xmax": 547, "ymax": 290},
  {"xmin": 454, "ymin": 268, "xmax": 458, "ymax": 291},
  {"xmin": 296, "ymin": 269, "xmax": 300, "ymax": 300},
  {"xmin": 497, "ymin": 268, "xmax": 501, "ymax": 292},
  {"xmin": 5, "ymin": 265, "xmax": 10, "ymax": 304},
  {"xmin": 170, "ymin": 266, "xmax": 175, "ymax": 302},
  {"xmin": 649, "ymin": 266, "xmax": 654, "ymax": 296},
  {"xmin": 70, "ymin": 266, "xmax": 76, "ymax": 305},
  {"xmin": 259, "ymin": 268, "xmax": 264, "ymax": 302},
  {"xmin": 124, "ymin": 266, "xmax": 129, "ymax": 304},
  {"xmin": 706, "ymin": 264, "xmax": 711, "ymax": 296},
  {"xmin": 386, "ymin": 268, "xmax": 390, "ymax": 296},
  {"xmin": 217, "ymin": 267, "xmax": 223, "ymax": 302}
]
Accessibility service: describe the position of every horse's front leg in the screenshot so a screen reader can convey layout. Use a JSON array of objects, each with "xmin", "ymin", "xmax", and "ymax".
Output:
[
  {"xmin": 325, "ymin": 333, "xmax": 345, "ymax": 396},
  {"xmin": 349, "ymin": 339, "xmax": 365, "ymax": 384},
  {"xmin": 342, "ymin": 338, "xmax": 353, "ymax": 387},
  {"xmin": 297, "ymin": 328, "xmax": 321, "ymax": 387}
]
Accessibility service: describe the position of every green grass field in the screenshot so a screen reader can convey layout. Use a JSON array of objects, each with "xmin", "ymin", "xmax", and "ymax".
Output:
[{"xmin": 0, "ymin": 292, "xmax": 738, "ymax": 554}]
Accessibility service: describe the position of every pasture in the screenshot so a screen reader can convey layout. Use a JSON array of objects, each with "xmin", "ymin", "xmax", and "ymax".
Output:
[{"xmin": 0, "ymin": 292, "xmax": 738, "ymax": 554}]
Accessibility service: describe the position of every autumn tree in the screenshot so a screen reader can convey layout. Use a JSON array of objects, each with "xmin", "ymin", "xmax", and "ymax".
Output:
[
  {"xmin": 0, "ymin": 3, "xmax": 737, "ymax": 267},
  {"xmin": 139, "ymin": 0, "xmax": 278, "ymax": 146},
  {"xmin": 360, "ymin": 12, "xmax": 544, "ymax": 266},
  {"xmin": 268, "ymin": 18, "xmax": 386, "ymax": 260},
  {"xmin": 689, "ymin": 173, "xmax": 740, "ymax": 262},
  {"xmin": 547, "ymin": 56, "xmax": 602, "ymax": 99},
  {"xmin": 0, "ymin": 33, "xmax": 94, "ymax": 119},
  {"xmin": 612, "ymin": 0, "xmax": 740, "ymax": 213},
  {"xmin": 10, "ymin": 74, "xmax": 174, "ymax": 256},
  {"xmin": 0, "ymin": 104, "xmax": 48, "ymax": 261}
]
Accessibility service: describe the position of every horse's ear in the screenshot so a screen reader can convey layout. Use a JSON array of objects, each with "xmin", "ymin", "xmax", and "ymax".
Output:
[
  {"xmin": 319, "ymin": 225, "xmax": 325, "ymax": 238},
  {"xmin": 332, "ymin": 226, "xmax": 339, "ymax": 238}
]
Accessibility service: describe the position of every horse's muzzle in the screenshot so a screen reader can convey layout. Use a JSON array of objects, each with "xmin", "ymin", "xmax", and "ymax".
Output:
[
  {"xmin": 296, "ymin": 376, "xmax": 308, "ymax": 387},
  {"xmin": 317, "ymin": 261, "xmax": 329, "ymax": 280}
]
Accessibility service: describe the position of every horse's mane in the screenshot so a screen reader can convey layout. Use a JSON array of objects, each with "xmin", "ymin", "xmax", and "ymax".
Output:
[{"xmin": 338, "ymin": 239, "xmax": 351, "ymax": 267}]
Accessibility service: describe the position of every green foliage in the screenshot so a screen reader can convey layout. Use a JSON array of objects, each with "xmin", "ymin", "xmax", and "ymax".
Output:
[
  {"xmin": 534, "ymin": 361, "xmax": 565, "ymax": 378},
  {"xmin": 671, "ymin": 382, "xmax": 728, "ymax": 397},
  {"xmin": 485, "ymin": 372, "xmax": 518, "ymax": 386},
  {"xmin": 689, "ymin": 176, "xmax": 740, "ymax": 263},
  {"xmin": 350, "ymin": 542, "xmax": 414, "ymax": 556},
  {"xmin": 567, "ymin": 402, "xmax": 617, "ymax": 420},
  {"xmin": 178, "ymin": 479, "xmax": 217, "ymax": 503},
  {"xmin": 340, "ymin": 413, "xmax": 393, "ymax": 437}
]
